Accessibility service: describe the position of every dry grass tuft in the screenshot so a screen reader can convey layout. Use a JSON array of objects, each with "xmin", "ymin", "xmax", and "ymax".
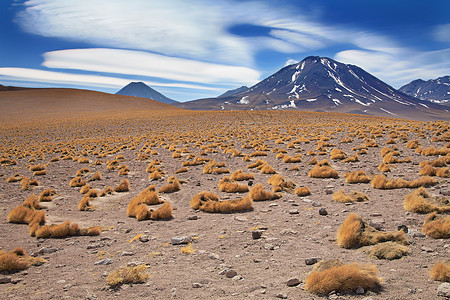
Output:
[
  {"xmin": 294, "ymin": 186, "xmax": 311, "ymax": 197},
  {"xmin": 88, "ymin": 171, "xmax": 102, "ymax": 181},
  {"xmin": 35, "ymin": 221, "xmax": 80, "ymax": 238},
  {"xmin": 6, "ymin": 174, "xmax": 23, "ymax": 183},
  {"xmin": 76, "ymin": 168, "xmax": 90, "ymax": 176},
  {"xmin": 203, "ymin": 160, "xmax": 228, "ymax": 174},
  {"xmin": 99, "ymin": 186, "xmax": 113, "ymax": 197},
  {"xmin": 150, "ymin": 202, "xmax": 173, "ymax": 220},
  {"xmin": 344, "ymin": 170, "xmax": 371, "ymax": 184},
  {"xmin": 197, "ymin": 196, "xmax": 253, "ymax": 213},
  {"xmin": 175, "ymin": 167, "xmax": 189, "ymax": 174},
  {"xmin": 283, "ymin": 154, "xmax": 302, "ymax": 163},
  {"xmin": 333, "ymin": 190, "xmax": 369, "ymax": 203},
  {"xmin": 29, "ymin": 164, "xmax": 46, "ymax": 172},
  {"xmin": 308, "ymin": 159, "xmax": 339, "ymax": 178},
  {"xmin": 191, "ymin": 191, "xmax": 219, "ymax": 210},
  {"xmin": 249, "ymin": 184, "xmax": 281, "ymax": 201},
  {"xmin": 343, "ymin": 153, "xmax": 359, "ymax": 163},
  {"xmin": 22, "ymin": 194, "xmax": 42, "ymax": 210},
  {"xmin": 371, "ymin": 174, "xmax": 437, "ymax": 189},
  {"xmin": 330, "ymin": 149, "xmax": 347, "ymax": 160},
  {"xmin": 378, "ymin": 162, "xmax": 394, "ymax": 172},
  {"xmin": 247, "ymin": 159, "xmax": 266, "ymax": 169},
  {"xmin": 337, "ymin": 213, "xmax": 408, "ymax": 249},
  {"xmin": 135, "ymin": 186, "xmax": 162, "ymax": 205},
  {"xmin": 304, "ymin": 260, "xmax": 382, "ymax": 295},
  {"xmin": 21, "ymin": 177, "xmax": 39, "ymax": 191},
  {"xmin": 218, "ymin": 177, "xmax": 249, "ymax": 193},
  {"xmin": 7, "ymin": 205, "xmax": 46, "ymax": 226},
  {"xmin": 181, "ymin": 243, "xmax": 195, "ymax": 254},
  {"xmin": 0, "ymin": 248, "xmax": 47, "ymax": 272},
  {"xmin": 38, "ymin": 188, "xmax": 57, "ymax": 202},
  {"xmin": 430, "ymin": 262, "xmax": 450, "ymax": 282},
  {"xmin": 230, "ymin": 169, "xmax": 254, "ymax": 181},
  {"xmin": 114, "ymin": 179, "xmax": 130, "ymax": 192},
  {"xmin": 422, "ymin": 212, "xmax": 450, "ymax": 238},
  {"xmin": 367, "ymin": 242, "xmax": 409, "ymax": 260},
  {"xmin": 159, "ymin": 177, "xmax": 181, "ymax": 193},
  {"xmin": 268, "ymin": 174, "xmax": 296, "ymax": 193},
  {"xmin": 106, "ymin": 264, "xmax": 149, "ymax": 287},
  {"xmin": 69, "ymin": 176, "xmax": 87, "ymax": 187},
  {"xmin": 404, "ymin": 187, "xmax": 449, "ymax": 214},
  {"xmin": 78, "ymin": 195, "xmax": 95, "ymax": 211}
]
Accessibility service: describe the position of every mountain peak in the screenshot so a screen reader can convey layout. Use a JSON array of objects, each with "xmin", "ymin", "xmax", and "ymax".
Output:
[{"xmin": 116, "ymin": 82, "xmax": 177, "ymax": 104}]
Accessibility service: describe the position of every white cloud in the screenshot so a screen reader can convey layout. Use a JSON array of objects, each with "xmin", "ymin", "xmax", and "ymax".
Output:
[
  {"xmin": 433, "ymin": 23, "xmax": 450, "ymax": 42},
  {"xmin": 0, "ymin": 67, "xmax": 219, "ymax": 91},
  {"xmin": 42, "ymin": 48, "xmax": 260, "ymax": 86},
  {"xmin": 285, "ymin": 59, "xmax": 298, "ymax": 66}
]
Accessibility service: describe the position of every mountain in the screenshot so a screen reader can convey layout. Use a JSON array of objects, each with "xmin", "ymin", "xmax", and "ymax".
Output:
[
  {"xmin": 116, "ymin": 82, "xmax": 177, "ymax": 104},
  {"xmin": 399, "ymin": 76, "xmax": 450, "ymax": 104},
  {"xmin": 176, "ymin": 56, "xmax": 448, "ymax": 121},
  {"xmin": 0, "ymin": 86, "xmax": 180, "ymax": 119},
  {"xmin": 218, "ymin": 86, "xmax": 249, "ymax": 98}
]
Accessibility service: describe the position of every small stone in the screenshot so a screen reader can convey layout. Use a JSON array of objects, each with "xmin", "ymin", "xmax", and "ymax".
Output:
[
  {"xmin": 125, "ymin": 229, "xmax": 132, "ymax": 233},
  {"xmin": 325, "ymin": 190, "xmax": 333, "ymax": 195},
  {"xmin": 369, "ymin": 213, "xmax": 382, "ymax": 217},
  {"xmin": 276, "ymin": 293, "xmax": 288, "ymax": 299},
  {"xmin": 412, "ymin": 232, "xmax": 426, "ymax": 238},
  {"xmin": 57, "ymin": 280, "xmax": 66, "ymax": 284},
  {"xmin": 171, "ymin": 236, "xmax": 192, "ymax": 245},
  {"xmin": 264, "ymin": 243, "xmax": 275, "ymax": 250},
  {"xmin": 0, "ymin": 276, "xmax": 11, "ymax": 284},
  {"xmin": 234, "ymin": 216, "xmax": 247, "ymax": 222},
  {"xmin": 269, "ymin": 203, "xmax": 279, "ymax": 207},
  {"xmin": 32, "ymin": 247, "xmax": 59, "ymax": 256},
  {"xmin": 121, "ymin": 251, "xmax": 134, "ymax": 256},
  {"xmin": 288, "ymin": 209, "xmax": 299, "ymax": 215},
  {"xmin": 319, "ymin": 208, "xmax": 328, "ymax": 216},
  {"xmin": 286, "ymin": 278, "xmax": 301, "ymax": 287},
  {"xmin": 252, "ymin": 230, "xmax": 263, "ymax": 240},
  {"xmin": 421, "ymin": 246, "xmax": 434, "ymax": 252},
  {"xmin": 94, "ymin": 258, "xmax": 113, "ymax": 265},
  {"xmin": 11, "ymin": 278, "xmax": 23, "ymax": 284},
  {"xmin": 312, "ymin": 201, "xmax": 321, "ymax": 207},
  {"xmin": 226, "ymin": 270, "xmax": 237, "ymax": 278},
  {"xmin": 208, "ymin": 253, "xmax": 220, "ymax": 260},
  {"xmin": 248, "ymin": 180, "xmax": 254, "ymax": 186},
  {"xmin": 369, "ymin": 218, "xmax": 385, "ymax": 230},
  {"xmin": 232, "ymin": 275, "xmax": 243, "ymax": 281},
  {"xmin": 192, "ymin": 282, "xmax": 203, "ymax": 288},
  {"xmin": 305, "ymin": 258, "xmax": 319, "ymax": 265},
  {"xmin": 187, "ymin": 216, "xmax": 198, "ymax": 220},
  {"xmin": 218, "ymin": 269, "xmax": 228, "ymax": 275},
  {"xmin": 397, "ymin": 225, "xmax": 408, "ymax": 233},
  {"xmin": 440, "ymin": 190, "xmax": 450, "ymax": 196},
  {"xmin": 139, "ymin": 235, "xmax": 149, "ymax": 243},
  {"xmin": 356, "ymin": 286, "xmax": 365, "ymax": 294},
  {"xmin": 437, "ymin": 282, "xmax": 450, "ymax": 298}
]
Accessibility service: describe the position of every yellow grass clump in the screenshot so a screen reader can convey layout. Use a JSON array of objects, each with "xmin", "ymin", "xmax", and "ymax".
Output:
[
  {"xmin": 38, "ymin": 188, "xmax": 57, "ymax": 202},
  {"xmin": 21, "ymin": 177, "xmax": 39, "ymax": 191},
  {"xmin": 294, "ymin": 186, "xmax": 311, "ymax": 197},
  {"xmin": 0, "ymin": 248, "xmax": 47, "ymax": 272},
  {"xmin": 7, "ymin": 205, "xmax": 46, "ymax": 226},
  {"xmin": 174, "ymin": 167, "xmax": 189, "ymax": 174},
  {"xmin": 260, "ymin": 163, "xmax": 277, "ymax": 174},
  {"xmin": 304, "ymin": 260, "xmax": 382, "ymax": 295},
  {"xmin": 78, "ymin": 195, "xmax": 95, "ymax": 211},
  {"xmin": 343, "ymin": 170, "xmax": 371, "ymax": 183},
  {"xmin": 198, "ymin": 196, "xmax": 253, "ymax": 213},
  {"xmin": 403, "ymin": 187, "xmax": 449, "ymax": 214},
  {"xmin": 34, "ymin": 221, "xmax": 102, "ymax": 238},
  {"xmin": 149, "ymin": 202, "xmax": 174, "ymax": 220},
  {"xmin": 6, "ymin": 174, "xmax": 23, "ymax": 183},
  {"xmin": 308, "ymin": 159, "xmax": 339, "ymax": 178},
  {"xmin": 89, "ymin": 171, "xmax": 102, "ymax": 181},
  {"xmin": 190, "ymin": 191, "xmax": 219, "ymax": 210},
  {"xmin": 249, "ymin": 183, "xmax": 281, "ymax": 201},
  {"xmin": 181, "ymin": 243, "xmax": 195, "ymax": 254},
  {"xmin": 69, "ymin": 176, "xmax": 87, "ymax": 187},
  {"xmin": 230, "ymin": 169, "xmax": 254, "ymax": 181},
  {"xmin": 283, "ymin": 154, "xmax": 302, "ymax": 163},
  {"xmin": 29, "ymin": 164, "xmax": 46, "ymax": 172},
  {"xmin": 148, "ymin": 170, "xmax": 163, "ymax": 181},
  {"xmin": 247, "ymin": 159, "xmax": 266, "ymax": 169},
  {"xmin": 80, "ymin": 184, "xmax": 92, "ymax": 194},
  {"xmin": 422, "ymin": 212, "xmax": 450, "ymax": 239},
  {"xmin": 76, "ymin": 168, "xmax": 90, "ymax": 176},
  {"xmin": 99, "ymin": 186, "xmax": 113, "ymax": 197},
  {"xmin": 135, "ymin": 185, "xmax": 162, "ymax": 205},
  {"xmin": 114, "ymin": 179, "xmax": 130, "ymax": 192},
  {"xmin": 371, "ymin": 174, "xmax": 437, "ymax": 189},
  {"xmin": 367, "ymin": 241, "xmax": 409, "ymax": 260},
  {"xmin": 337, "ymin": 213, "xmax": 408, "ymax": 249},
  {"xmin": 430, "ymin": 262, "xmax": 450, "ymax": 282},
  {"xmin": 106, "ymin": 264, "xmax": 149, "ymax": 287},
  {"xmin": 22, "ymin": 194, "xmax": 42, "ymax": 210},
  {"xmin": 330, "ymin": 149, "xmax": 347, "ymax": 160},
  {"xmin": 203, "ymin": 160, "xmax": 228, "ymax": 174},
  {"xmin": 77, "ymin": 157, "xmax": 89, "ymax": 164},
  {"xmin": 343, "ymin": 153, "xmax": 359, "ymax": 163},
  {"xmin": 333, "ymin": 190, "xmax": 369, "ymax": 203},
  {"xmin": 218, "ymin": 176, "xmax": 249, "ymax": 193},
  {"xmin": 268, "ymin": 174, "xmax": 296, "ymax": 193},
  {"xmin": 159, "ymin": 177, "xmax": 181, "ymax": 193}
]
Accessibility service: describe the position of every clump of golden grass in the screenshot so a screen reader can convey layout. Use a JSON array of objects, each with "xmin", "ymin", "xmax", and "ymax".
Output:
[
  {"xmin": 308, "ymin": 159, "xmax": 339, "ymax": 178},
  {"xmin": 405, "ymin": 139, "xmax": 420, "ymax": 149},
  {"xmin": 0, "ymin": 247, "xmax": 47, "ymax": 272},
  {"xmin": 29, "ymin": 164, "xmax": 46, "ymax": 172},
  {"xmin": 304, "ymin": 260, "xmax": 382, "ymax": 295},
  {"xmin": 230, "ymin": 169, "xmax": 254, "ymax": 181},
  {"xmin": 249, "ymin": 184, "xmax": 281, "ymax": 201},
  {"xmin": 22, "ymin": 194, "xmax": 42, "ymax": 210},
  {"xmin": 77, "ymin": 157, "xmax": 89, "ymax": 164},
  {"xmin": 419, "ymin": 165, "xmax": 450, "ymax": 177},
  {"xmin": 198, "ymin": 196, "xmax": 253, "ymax": 213},
  {"xmin": 159, "ymin": 176, "xmax": 181, "ymax": 193},
  {"xmin": 404, "ymin": 187, "xmax": 449, "ymax": 214},
  {"xmin": 78, "ymin": 195, "xmax": 95, "ymax": 211},
  {"xmin": 76, "ymin": 168, "xmax": 90, "ymax": 176},
  {"xmin": 38, "ymin": 188, "xmax": 56, "ymax": 202},
  {"xmin": 114, "ymin": 179, "xmax": 130, "ymax": 192},
  {"xmin": 343, "ymin": 170, "xmax": 371, "ymax": 183},
  {"xmin": 7, "ymin": 206, "xmax": 46, "ymax": 226},
  {"xmin": 430, "ymin": 262, "xmax": 450, "ymax": 282},
  {"xmin": 378, "ymin": 162, "xmax": 394, "ymax": 172},
  {"xmin": 181, "ymin": 243, "xmax": 195, "ymax": 254},
  {"xmin": 422, "ymin": 212, "xmax": 450, "ymax": 238},
  {"xmin": 49, "ymin": 156, "xmax": 60, "ymax": 162},
  {"xmin": 175, "ymin": 167, "xmax": 188, "ymax": 174},
  {"xmin": 6, "ymin": 174, "xmax": 23, "ymax": 183},
  {"xmin": 419, "ymin": 157, "xmax": 447, "ymax": 168},
  {"xmin": 99, "ymin": 186, "xmax": 113, "ymax": 197},
  {"xmin": 294, "ymin": 186, "xmax": 311, "ymax": 197},
  {"xmin": 247, "ymin": 159, "xmax": 266, "ymax": 169},
  {"xmin": 106, "ymin": 264, "xmax": 149, "ymax": 287},
  {"xmin": 218, "ymin": 176, "xmax": 249, "ymax": 193},
  {"xmin": 333, "ymin": 190, "xmax": 368, "ymax": 203},
  {"xmin": 149, "ymin": 202, "xmax": 173, "ymax": 220},
  {"xmin": 421, "ymin": 146, "xmax": 450, "ymax": 156},
  {"xmin": 383, "ymin": 152, "xmax": 411, "ymax": 164},
  {"xmin": 330, "ymin": 149, "xmax": 347, "ymax": 160},
  {"xmin": 191, "ymin": 191, "xmax": 220, "ymax": 209},
  {"xmin": 371, "ymin": 174, "xmax": 437, "ymax": 189},
  {"xmin": 367, "ymin": 242, "xmax": 409, "ymax": 260},
  {"xmin": 343, "ymin": 153, "xmax": 359, "ymax": 163},
  {"xmin": 182, "ymin": 156, "xmax": 207, "ymax": 166},
  {"xmin": 89, "ymin": 171, "xmax": 102, "ymax": 181},
  {"xmin": 283, "ymin": 154, "xmax": 302, "ymax": 163},
  {"xmin": 149, "ymin": 170, "xmax": 163, "ymax": 181},
  {"xmin": 259, "ymin": 163, "xmax": 276, "ymax": 174},
  {"xmin": 203, "ymin": 160, "xmax": 229, "ymax": 174},
  {"xmin": 34, "ymin": 220, "xmax": 101, "ymax": 238},
  {"xmin": 21, "ymin": 177, "xmax": 39, "ymax": 191},
  {"xmin": 69, "ymin": 176, "xmax": 87, "ymax": 187},
  {"xmin": 268, "ymin": 174, "xmax": 296, "ymax": 193},
  {"xmin": 249, "ymin": 151, "xmax": 267, "ymax": 157},
  {"xmin": 135, "ymin": 185, "xmax": 162, "ymax": 205},
  {"xmin": 33, "ymin": 170, "xmax": 47, "ymax": 176},
  {"xmin": 80, "ymin": 184, "xmax": 92, "ymax": 194},
  {"xmin": 337, "ymin": 213, "xmax": 407, "ymax": 249}
]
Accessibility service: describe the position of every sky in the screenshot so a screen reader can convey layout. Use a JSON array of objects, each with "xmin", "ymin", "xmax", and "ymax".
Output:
[{"xmin": 0, "ymin": 0, "xmax": 449, "ymax": 102}]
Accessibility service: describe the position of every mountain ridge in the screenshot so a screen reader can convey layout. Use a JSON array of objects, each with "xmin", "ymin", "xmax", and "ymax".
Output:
[
  {"xmin": 399, "ymin": 76, "xmax": 450, "ymax": 104},
  {"xmin": 116, "ymin": 82, "xmax": 177, "ymax": 104}
]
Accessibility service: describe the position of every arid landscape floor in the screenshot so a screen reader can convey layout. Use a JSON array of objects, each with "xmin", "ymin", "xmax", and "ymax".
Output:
[{"xmin": 0, "ymin": 110, "xmax": 448, "ymax": 299}]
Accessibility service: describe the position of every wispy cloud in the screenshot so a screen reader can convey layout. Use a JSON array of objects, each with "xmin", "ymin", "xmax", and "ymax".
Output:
[
  {"xmin": 42, "ymin": 48, "xmax": 260, "ymax": 86},
  {"xmin": 433, "ymin": 23, "xmax": 450, "ymax": 42}
]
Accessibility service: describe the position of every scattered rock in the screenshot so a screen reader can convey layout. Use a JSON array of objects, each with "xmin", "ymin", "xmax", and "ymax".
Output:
[
  {"xmin": 421, "ymin": 246, "xmax": 434, "ymax": 252},
  {"xmin": 412, "ymin": 231, "xmax": 426, "ymax": 238},
  {"xmin": 226, "ymin": 270, "xmax": 237, "ymax": 278},
  {"xmin": 356, "ymin": 286, "xmax": 365, "ymax": 294},
  {"xmin": 32, "ymin": 247, "xmax": 59, "ymax": 256},
  {"xmin": 94, "ymin": 258, "xmax": 113, "ymax": 265},
  {"xmin": 125, "ymin": 229, "xmax": 132, "ymax": 233},
  {"xmin": 286, "ymin": 278, "xmax": 301, "ymax": 287},
  {"xmin": 440, "ymin": 190, "xmax": 450, "ymax": 196},
  {"xmin": 139, "ymin": 235, "xmax": 149, "ymax": 243},
  {"xmin": 192, "ymin": 282, "xmax": 203, "ymax": 288},
  {"xmin": 319, "ymin": 208, "xmax": 328, "ymax": 216},
  {"xmin": 437, "ymin": 282, "xmax": 450, "ymax": 298},
  {"xmin": 187, "ymin": 215, "xmax": 198, "ymax": 220},
  {"xmin": 252, "ymin": 230, "xmax": 263, "ymax": 240},
  {"xmin": 248, "ymin": 180, "xmax": 254, "ymax": 186},
  {"xmin": 87, "ymin": 243, "xmax": 104, "ymax": 250},
  {"xmin": 325, "ymin": 190, "xmax": 333, "ymax": 195},
  {"xmin": 312, "ymin": 201, "xmax": 321, "ymax": 207},
  {"xmin": 218, "ymin": 269, "xmax": 228, "ymax": 275},
  {"xmin": 11, "ymin": 278, "xmax": 24, "ymax": 284},
  {"xmin": 369, "ymin": 212, "xmax": 382, "ymax": 217},
  {"xmin": 264, "ymin": 243, "xmax": 275, "ymax": 250},
  {"xmin": 269, "ymin": 203, "xmax": 279, "ymax": 207},
  {"xmin": 288, "ymin": 209, "xmax": 299, "ymax": 215},
  {"xmin": 398, "ymin": 225, "xmax": 408, "ymax": 233},
  {"xmin": 305, "ymin": 258, "xmax": 319, "ymax": 265},
  {"xmin": 121, "ymin": 251, "xmax": 134, "ymax": 256},
  {"xmin": 208, "ymin": 253, "xmax": 220, "ymax": 260},
  {"xmin": 234, "ymin": 216, "xmax": 247, "ymax": 222},
  {"xmin": 276, "ymin": 292, "xmax": 288, "ymax": 299},
  {"xmin": 0, "ymin": 276, "xmax": 11, "ymax": 284},
  {"xmin": 171, "ymin": 236, "xmax": 192, "ymax": 245},
  {"xmin": 369, "ymin": 218, "xmax": 385, "ymax": 230}
]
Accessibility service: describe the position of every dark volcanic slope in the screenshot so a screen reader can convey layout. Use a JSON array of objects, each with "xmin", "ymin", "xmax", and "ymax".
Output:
[
  {"xmin": 399, "ymin": 76, "xmax": 450, "ymax": 104},
  {"xmin": 116, "ymin": 82, "xmax": 177, "ymax": 104},
  {"xmin": 177, "ymin": 56, "xmax": 449, "ymax": 121},
  {"xmin": 218, "ymin": 86, "xmax": 249, "ymax": 98}
]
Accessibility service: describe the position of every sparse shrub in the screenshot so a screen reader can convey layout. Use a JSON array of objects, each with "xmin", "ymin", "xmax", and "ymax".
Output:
[
  {"xmin": 308, "ymin": 159, "xmax": 339, "ymax": 178},
  {"xmin": 69, "ymin": 176, "xmax": 87, "ymax": 187},
  {"xmin": 106, "ymin": 264, "xmax": 149, "ymax": 287},
  {"xmin": 199, "ymin": 196, "xmax": 253, "ymax": 213},
  {"xmin": 406, "ymin": 139, "xmax": 420, "ymax": 149},
  {"xmin": 6, "ymin": 174, "xmax": 23, "ymax": 183},
  {"xmin": 378, "ymin": 162, "xmax": 393, "ymax": 172},
  {"xmin": 422, "ymin": 212, "xmax": 450, "ymax": 238},
  {"xmin": 114, "ymin": 179, "xmax": 130, "ymax": 192},
  {"xmin": 159, "ymin": 177, "xmax": 181, "ymax": 193},
  {"xmin": 403, "ymin": 187, "xmax": 449, "ymax": 213},
  {"xmin": 99, "ymin": 186, "xmax": 113, "ymax": 197},
  {"xmin": 29, "ymin": 164, "xmax": 45, "ymax": 172},
  {"xmin": 430, "ymin": 262, "xmax": 450, "ymax": 282},
  {"xmin": 118, "ymin": 166, "xmax": 130, "ymax": 176},
  {"xmin": 343, "ymin": 153, "xmax": 359, "ymax": 163},
  {"xmin": 181, "ymin": 243, "xmax": 195, "ymax": 254},
  {"xmin": 249, "ymin": 184, "xmax": 281, "ymax": 201},
  {"xmin": 218, "ymin": 177, "xmax": 249, "ymax": 193},
  {"xmin": 333, "ymin": 190, "xmax": 368, "ymax": 203},
  {"xmin": 268, "ymin": 174, "xmax": 296, "ymax": 193},
  {"xmin": 33, "ymin": 170, "xmax": 47, "ymax": 176},
  {"xmin": 344, "ymin": 170, "xmax": 370, "ymax": 183},
  {"xmin": 149, "ymin": 202, "xmax": 173, "ymax": 220},
  {"xmin": 294, "ymin": 186, "xmax": 311, "ymax": 197},
  {"xmin": 7, "ymin": 205, "xmax": 46, "ymax": 226},
  {"xmin": 175, "ymin": 167, "xmax": 188, "ymax": 174},
  {"xmin": 135, "ymin": 186, "xmax": 162, "ymax": 205},
  {"xmin": 260, "ymin": 163, "xmax": 276, "ymax": 174},
  {"xmin": 247, "ymin": 159, "xmax": 266, "ymax": 169},
  {"xmin": 78, "ymin": 195, "xmax": 95, "ymax": 211},
  {"xmin": 191, "ymin": 191, "xmax": 219, "ymax": 209},
  {"xmin": 22, "ymin": 194, "xmax": 42, "ymax": 210},
  {"xmin": 21, "ymin": 177, "xmax": 39, "ymax": 191},
  {"xmin": 330, "ymin": 149, "xmax": 347, "ymax": 160},
  {"xmin": 371, "ymin": 174, "xmax": 437, "ymax": 189},
  {"xmin": 38, "ymin": 188, "xmax": 56, "ymax": 202},
  {"xmin": 230, "ymin": 169, "xmax": 254, "ymax": 181},
  {"xmin": 80, "ymin": 184, "xmax": 92, "ymax": 194},
  {"xmin": 283, "ymin": 154, "xmax": 302, "ymax": 163},
  {"xmin": 76, "ymin": 168, "xmax": 90, "ymax": 176},
  {"xmin": 0, "ymin": 248, "xmax": 46, "ymax": 272},
  {"xmin": 304, "ymin": 260, "xmax": 382, "ymax": 295},
  {"xmin": 337, "ymin": 213, "xmax": 407, "ymax": 249},
  {"xmin": 77, "ymin": 157, "xmax": 89, "ymax": 164},
  {"xmin": 249, "ymin": 151, "xmax": 267, "ymax": 157},
  {"xmin": 367, "ymin": 241, "xmax": 409, "ymax": 260},
  {"xmin": 89, "ymin": 171, "xmax": 102, "ymax": 181}
]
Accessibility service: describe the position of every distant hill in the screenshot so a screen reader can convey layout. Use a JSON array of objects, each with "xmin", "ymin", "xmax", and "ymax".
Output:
[
  {"xmin": 175, "ymin": 56, "xmax": 448, "ymax": 121},
  {"xmin": 399, "ymin": 76, "xmax": 450, "ymax": 104},
  {"xmin": 0, "ymin": 87, "xmax": 180, "ymax": 118},
  {"xmin": 218, "ymin": 86, "xmax": 249, "ymax": 98},
  {"xmin": 116, "ymin": 82, "xmax": 177, "ymax": 104}
]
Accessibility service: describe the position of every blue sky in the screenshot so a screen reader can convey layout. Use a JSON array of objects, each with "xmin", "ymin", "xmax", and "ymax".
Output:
[{"xmin": 0, "ymin": 0, "xmax": 449, "ymax": 101}]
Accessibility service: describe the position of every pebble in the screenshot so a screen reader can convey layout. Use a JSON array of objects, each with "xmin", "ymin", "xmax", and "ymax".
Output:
[
  {"xmin": 234, "ymin": 216, "xmax": 247, "ymax": 222},
  {"xmin": 0, "ymin": 276, "xmax": 11, "ymax": 284},
  {"xmin": 252, "ymin": 230, "xmax": 263, "ymax": 240},
  {"xmin": 208, "ymin": 253, "xmax": 220, "ymax": 260},
  {"xmin": 356, "ymin": 286, "xmax": 365, "ymax": 294},
  {"xmin": 305, "ymin": 258, "xmax": 319, "ymax": 265},
  {"xmin": 11, "ymin": 278, "xmax": 23, "ymax": 284},
  {"xmin": 139, "ymin": 235, "xmax": 149, "ymax": 243},
  {"xmin": 171, "ymin": 236, "xmax": 192, "ymax": 245},
  {"xmin": 312, "ymin": 201, "xmax": 321, "ymax": 207},
  {"xmin": 226, "ymin": 270, "xmax": 237, "ymax": 278},
  {"xmin": 369, "ymin": 218, "xmax": 385, "ymax": 230},
  {"xmin": 187, "ymin": 216, "xmax": 198, "ymax": 220},
  {"xmin": 438, "ymin": 282, "xmax": 450, "ymax": 298},
  {"xmin": 319, "ymin": 208, "xmax": 328, "ymax": 216},
  {"xmin": 269, "ymin": 203, "xmax": 279, "ymax": 207},
  {"xmin": 192, "ymin": 282, "xmax": 203, "ymax": 288},
  {"xmin": 121, "ymin": 251, "xmax": 134, "ymax": 256},
  {"xmin": 276, "ymin": 293, "xmax": 288, "ymax": 299},
  {"xmin": 32, "ymin": 247, "xmax": 59, "ymax": 256},
  {"xmin": 286, "ymin": 278, "xmax": 301, "ymax": 287},
  {"xmin": 94, "ymin": 258, "xmax": 113, "ymax": 265},
  {"xmin": 218, "ymin": 269, "xmax": 228, "ymax": 275},
  {"xmin": 288, "ymin": 209, "xmax": 299, "ymax": 215},
  {"xmin": 325, "ymin": 190, "xmax": 333, "ymax": 195}
]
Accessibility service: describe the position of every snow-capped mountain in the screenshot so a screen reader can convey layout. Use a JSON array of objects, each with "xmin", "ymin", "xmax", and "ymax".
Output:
[
  {"xmin": 176, "ymin": 56, "xmax": 448, "ymax": 121},
  {"xmin": 116, "ymin": 82, "xmax": 177, "ymax": 104},
  {"xmin": 399, "ymin": 76, "xmax": 450, "ymax": 104}
]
